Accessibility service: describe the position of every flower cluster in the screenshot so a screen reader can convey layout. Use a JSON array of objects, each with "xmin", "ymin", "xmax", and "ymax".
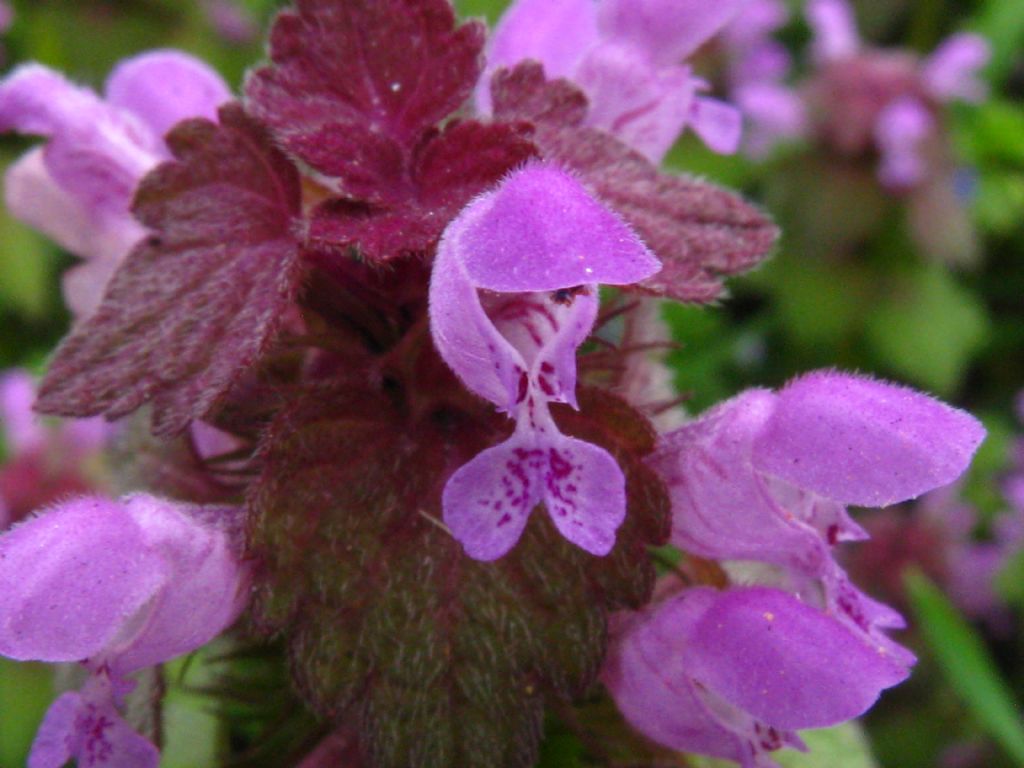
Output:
[
  {"xmin": 607, "ymin": 372, "xmax": 983, "ymax": 765},
  {"xmin": 0, "ymin": 1, "xmax": 988, "ymax": 766},
  {"xmin": 718, "ymin": 0, "xmax": 989, "ymax": 191},
  {"xmin": 0, "ymin": 50, "xmax": 230, "ymax": 317}
]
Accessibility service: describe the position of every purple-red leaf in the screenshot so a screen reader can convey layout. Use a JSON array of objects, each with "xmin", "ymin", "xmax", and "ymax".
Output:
[
  {"xmin": 36, "ymin": 104, "xmax": 303, "ymax": 436},
  {"xmin": 307, "ymin": 119, "xmax": 537, "ymax": 260},
  {"xmin": 492, "ymin": 63, "xmax": 778, "ymax": 303},
  {"xmin": 244, "ymin": 0, "xmax": 485, "ymax": 198},
  {"xmin": 248, "ymin": 369, "xmax": 669, "ymax": 767}
]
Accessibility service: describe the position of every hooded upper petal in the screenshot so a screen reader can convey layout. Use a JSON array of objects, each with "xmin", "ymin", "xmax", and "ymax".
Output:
[
  {"xmin": 104, "ymin": 50, "xmax": 231, "ymax": 142},
  {"xmin": 603, "ymin": 586, "xmax": 804, "ymax": 766},
  {"xmin": 0, "ymin": 497, "xmax": 168, "ymax": 662},
  {"xmin": 0, "ymin": 494, "xmax": 248, "ymax": 668},
  {"xmin": 683, "ymin": 587, "xmax": 911, "ymax": 730},
  {"xmin": 430, "ymin": 162, "xmax": 658, "ymax": 410},
  {"xmin": 751, "ymin": 371, "xmax": 986, "ymax": 507}
]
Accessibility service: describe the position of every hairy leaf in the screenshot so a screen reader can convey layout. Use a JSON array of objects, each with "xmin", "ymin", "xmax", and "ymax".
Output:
[
  {"xmin": 248, "ymin": 373, "xmax": 669, "ymax": 768},
  {"xmin": 245, "ymin": 0, "xmax": 485, "ymax": 198},
  {"xmin": 36, "ymin": 104, "xmax": 303, "ymax": 436},
  {"xmin": 492, "ymin": 63, "xmax": 778, "ymax": 303},
  {"xmin": 307, "ymin": 119, "xmax": 537, "ymax": 260}
]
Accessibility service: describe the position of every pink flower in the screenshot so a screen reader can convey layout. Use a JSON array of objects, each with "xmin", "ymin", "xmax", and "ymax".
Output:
[
  {"xmin": 0, "ymin": 51, "xmax": 230, "ymax": 318},
  {"xmin": 430, "ymin": 162, "xmax": 660, "ymax": 559},
  {"xmin": 477, "ymin": 0, "xmax": 749, "ymax": 161},
  {"xmin": 0, "ymin": 494, "xmax": 250, "ymax": 767}
]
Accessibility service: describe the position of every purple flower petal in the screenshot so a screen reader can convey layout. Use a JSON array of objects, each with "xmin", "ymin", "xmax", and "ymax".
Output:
[
  {"xmin": 28, "ymin": 686, "xmax": 159, "ymax": 768},
  {"xmin": 752, "ymin": 371, "xmax": 986, "ymax": 507},
  {"xmin": 543, "ymin": 434, "xmax": 626, "ymax": 555},
  {"xmin": 431, "ymin": 162, "xmax": 657, "ymax": 410},
  {"xmin": 109, "ymin": 494, "xmax": 250, "ymax": 673},
  {"xmin": 0, "ymin": 494, "xmax": 248, "ymax": 668},
  {"xmin": 806, "ymin": 0, "xmax": 859, "ymax": 62},
  {"xmin": 442, "ymin": 413, "xmax": 627, "ymax": 560},
  {"xmin": 649, "ymin": 389, "xmax": 831, "ymax": 575},
  {"xmin": 603, "ymin": 587, "xmax": 802, "ymax": 765},
  {"xmin": 734, "ymin": 83, "xmax": 807, "ymax": 158},
  {"xmin": 597, "ymin": 0, "xmax": 749, "ymax": 65},
  {"xmin": 478, "ymin": 0, "xmax": 598, "ymax": 114},
  {"xmin": 685, "ymin": 587, "xmax": 911, "ymax": 730},
  {"xmin": 0, "ymin": 497, "xmax": 167, "ymax": 662},
  {"xmin": 3, "ymin": 151, "xmax": 145, "ymax": 317},
  {"xmin": 574, "ymin": 43, "xmax": 697, "ymax": 163},
  {"xmin": 922, "ymin": 33, "xmax": 991, "ymax": 103},
  {"xmin": 458, "ymin": 163, "xmax": 660, "ymax": 292},
  {"xmin": 0, "ymin": 369, "xmax": 44, "ymax": 454},
  {"xmin": 688, "ymin": 95, "xmax": 744, "ymax": 155},
  {"xmin": 0, "ymin": 64, "xmax": 161, "ymax": 217},
  {"xmin": 105, "ymin": 49, "xmax": 231, "ymax": 142},
  {"xmin": 26, "ymin": 692, "xmax": 79, "ymax": 768},
  {"xmin": 443, "ymin": 435, "xmax": 539, "ymax": 561},
  {"xmin": 874, "ymin": 96, "xmax": 935, "ymax": 189}
]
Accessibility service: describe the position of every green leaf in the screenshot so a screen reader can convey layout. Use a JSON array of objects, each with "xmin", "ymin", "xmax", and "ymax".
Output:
[
  {"xmin": 864, "ymin": 264, "xmax": 989, "ymax": 395},
  {"xmin": 905, "ymin": 570, "xmax": 1024, "ymax": 764},
  {"xmin": 690, "ymin": 722, "xmax": 878, "ymax": 768}
]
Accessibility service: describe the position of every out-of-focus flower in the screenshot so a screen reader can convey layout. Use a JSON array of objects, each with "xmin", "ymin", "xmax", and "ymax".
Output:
[
  {"xmin": 0, "ymin": 51, "xmax": 230, "ymax": 318},
  {"xmin": 720, "ymin": 0, "xmax": 807, "ymax": 157},
  {"xmin": 805, "ymin": 0, "xmax": 989, "ymax": 190},
  {"xmin": 430, "ymin": 162, "xmax": 660, "ymax": 560},
  {"xmin": 0, "ymin": 369, "xmax": 110, "ymax": 528},
  {"xmin": 202, "ymin": 0, "xmax": 259, "ymax": 44},
  {"xmin": 604, "ymin": 371, "xmax": 984, "ymax": 765},
  {"xmin": 478, "ymin": 0, "xmax": 749, "ymax": 161},
  {"xmin": 0, "ymin": 494, "xmax": 250, "ymax": 767}
]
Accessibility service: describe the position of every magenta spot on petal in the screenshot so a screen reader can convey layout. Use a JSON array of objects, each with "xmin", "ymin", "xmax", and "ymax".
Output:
[
  {"xmin": 538, "ymin": 375, "xmax": 556, "ymax": 396},
  {"xmin": 548, "ymin": 449, "xmax": 573, "ymax": 480},
  {"xmin": 516, "ymin": 370, "xmax": 529, "ymax": 403},
  {"xmin": 497, "ymin": 513, "xmax": 512, "ymax": 527},
  {"xmin": 540, "ymin": 361, "xmax": 555, "ymax": 374},
  {"xmin": 827, "ymin": 524, "xmax": 839, "ymax": 545}
]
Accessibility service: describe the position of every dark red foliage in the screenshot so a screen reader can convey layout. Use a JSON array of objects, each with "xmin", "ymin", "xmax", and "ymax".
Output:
[
  {"xmin": 492, "ymin": 63, "xmax": 779, "ymax": 303},
  {"xmin": 36, "ymin": 105, "xmax": 304, "ymax": 436},
  {"xmin": 246, "ymin": 0, "xmax": 536, "ymax": 262},
  {"xmin": 307, "ymin": 120, "xmax": 538, "ymax": 260},
  {"xmin": 245, "ymin": 0, "xmax": 485, "ymax": 198},
  {"xmin": 248, "ymin": 344, "xmax": 670, "ymax": 767}
]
